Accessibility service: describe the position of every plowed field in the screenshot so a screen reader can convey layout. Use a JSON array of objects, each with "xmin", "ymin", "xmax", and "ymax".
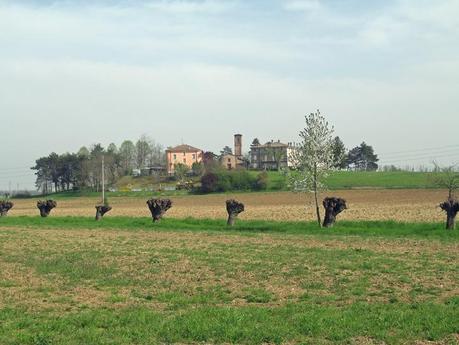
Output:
[{"xmin": 9, "ymin": 189, "xmax": 447, "ymax": 222}]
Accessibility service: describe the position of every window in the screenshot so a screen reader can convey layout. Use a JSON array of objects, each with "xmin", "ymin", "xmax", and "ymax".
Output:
[
  {"xmin": 173, "ymin": 154, "xmax": 176, "ymax": 160},
  {"xmin": 192, "ymin": 154, "xmax": 196, "ymax": 160},
  {"xmin": 228, "ymin": 158, "xmax": 231, "ymax": 162},
  {"xmin": 183, "ymin": 152, "xmax": 186, "ymax": 156}
]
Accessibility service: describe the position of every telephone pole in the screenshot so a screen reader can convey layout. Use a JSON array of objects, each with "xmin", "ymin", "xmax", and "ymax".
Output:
[{"xmin": 102, "ymin": 155, "xmax": 105, "ymax": 204}]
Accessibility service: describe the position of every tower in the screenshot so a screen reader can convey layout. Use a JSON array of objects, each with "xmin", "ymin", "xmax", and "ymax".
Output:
[{"xmin": 234, "ymin": 134, "xmax": 242, "ymax": 158}]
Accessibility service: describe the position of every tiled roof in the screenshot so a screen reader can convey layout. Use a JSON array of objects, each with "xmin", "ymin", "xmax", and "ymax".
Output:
[{"xmin": 166, "ymin": 144, "xmax": 203, "ymax": 153}]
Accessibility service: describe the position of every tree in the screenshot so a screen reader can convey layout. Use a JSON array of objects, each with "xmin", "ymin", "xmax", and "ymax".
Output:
[
  {"xmin": 119, "ymin": 140, "xmax": 136, "ymax": 174},
  {"xmin": 147, "ymin": 198, "xmax": 172, "ymax": 222},
  {"xmin": 288, "ymin": 110, "xmax": 334, "ymax": 227},
  {"xmin": 191, "ymin": 162, "xmax": 204, "ymax": 176},
  {"xmin": 226, "ymin": 199, "xmax": 245, "ymax": 226},
  {"xmin": 432, "ymin": 164, "xmax": 459, "ymax": 230},
  {"xmin": 267, "ymin": 145, "xmax": 286, "ymax": 171},
  {"xmin": 347, "ymin": 142, "xmax": 379, "ymax": 171},
  {"xmin": 220, "ymin": 146, "xmax": 233, "ymax": 156},
  {"xmin": 174, "ymin": 163, "xmax": 189, "ymax": 181},
  {"xmin": 251, "ymin": 138, "xmax": 260, "ymax": 146},
  {"xmin": 202, "ymin": 151, "xmax": 220, "ymax": 173},
  {"xmin": 135, "ymin": 135, "xmax": 153, "ymax": 169},
  {"xmin": 107, "ymin": 143, "xmax": 118, "ymax": 154},
  {"xmin": 77, "ymin": 146, "xmax": 90, "ymax": 158},
  {"xmin": 331, "ymin": 136, "xmax": 347, "ymax": 169}
]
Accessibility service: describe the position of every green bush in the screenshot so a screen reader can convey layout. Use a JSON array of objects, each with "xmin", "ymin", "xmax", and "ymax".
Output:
[
  {"xmin": 200, "ymin": 170, "xmax": 267, "ymax": 193},
  {"xmin": 201, "ymin": 173, "xmax": 218, "ymax": 193},
  {"xmin": 254, "ymin": 172, "xmax": 269, "ymax": 190}
]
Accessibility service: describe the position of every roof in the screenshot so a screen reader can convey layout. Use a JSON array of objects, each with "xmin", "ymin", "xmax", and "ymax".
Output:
[
  {"xmin": 166, "ymin": 144, "xmax": 203, "ymax": 153},
  {"xmin": 252, "ymin": 141, "xmax": 290, "ymax": 148}
]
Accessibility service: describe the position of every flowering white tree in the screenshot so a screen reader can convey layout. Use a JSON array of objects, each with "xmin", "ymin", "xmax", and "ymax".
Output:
[{"xmin": 289, "ymin": 110, "xmax": 334, "ymax": 227}]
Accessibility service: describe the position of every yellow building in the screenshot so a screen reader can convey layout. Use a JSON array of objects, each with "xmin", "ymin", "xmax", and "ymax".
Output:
[{"xmin": 220, "ymin": 134, "xmax": 246, "ymax": 170}]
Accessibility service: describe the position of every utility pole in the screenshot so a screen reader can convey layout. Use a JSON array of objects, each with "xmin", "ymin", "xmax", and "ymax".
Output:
[{"xmin": 102, "ymin": 155, "xmax": 105, "ymax": 204}]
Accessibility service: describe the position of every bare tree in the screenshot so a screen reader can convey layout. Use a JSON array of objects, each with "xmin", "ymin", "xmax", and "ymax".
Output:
[
  {"xmin": 95, "ymin": 205, "xmax": 112, "ymax": 221},
  {"xmin": 136, "ymin": 134, "xmax": 153, "ymax": 169},
  {"xmin": 0, "ymin": 199, "xmax": 13, "ymax": 217},
  {"xmin": 119, "ymin": 140, "xmax": 136, "ymax": 174},
  {"xmin": 37, "ymin": 200, "xmax": 57, "ymax": 217},
  {"xmin": 147, "ymin": 199, "xmax": 172, "ymax": 222},
  {"xmin": 432, "ymin": 164, "xmax": 459, "ymax": 230},
  {"xmin": 226, "ymin": 199, "xmax": 245, "ymax": 226},
  {"xmin": 322, "ymin": 197, "xmax": 347, "ymax": 228},
  {"xmin": 288, "ymin": 110, "xmax": 334, "ymax": 227}
]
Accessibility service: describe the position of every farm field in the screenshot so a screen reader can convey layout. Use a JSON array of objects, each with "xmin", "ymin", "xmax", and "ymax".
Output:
[
  {"xmin": 9, "ymin": 189, "xmax": 450, "ymax": 222},
  {"xmin": 51, "ymin": 171, "xmax": 439, "ymax": 197},
  {"xmin": 0, "ymin": 221, "xmax": 457, "ymax": 344}
]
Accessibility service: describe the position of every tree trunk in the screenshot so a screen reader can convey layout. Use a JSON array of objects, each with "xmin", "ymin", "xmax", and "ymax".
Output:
[
  {"xmin": 147, "ymin": 199, "xmax": 172, "ymax": 222},
  {"xmin": 312, "ymin": 163, "xmax": 321, "ymax": 227},
  {"xmin": 322, "ymin": 197, "xmax": 347, "ymax": 228},
  {"xmin": 313, "ymin": 188, "xmax": 321, "ymax": 227},
  {"xmin": 37, "ymin": 200, "xmax": 57, "ymax": 217},
  {"xmin": 226, "ymin": 199, "xmax": 244, "ymax": 226},
  {"xmin": 0, "ymin": 201, "xmax": 13, "ymax": 217},
  {"xmin": 95, "ymin": 205, "xmax": 112, "ymax": 221},
  {"xmin": 440, "ymin": 198, "xmax": 459, "ymax": 230}
]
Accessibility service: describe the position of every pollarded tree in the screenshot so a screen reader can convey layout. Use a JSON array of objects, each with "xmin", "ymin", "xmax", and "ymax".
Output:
[
  {"xmin": 432, "ymin": 164, "xmax": 459, "ymax": 230},
  {"xmin": 288, "ymin": 110, "xmax": 335, "ymax": 227}
]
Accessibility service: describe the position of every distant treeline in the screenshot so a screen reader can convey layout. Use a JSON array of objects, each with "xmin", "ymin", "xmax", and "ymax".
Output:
[
  {"xmin": 331, "ymin": 138, "xmax": 379, "ymax": 171},
  {"xmin": 32, "ymin": 135, "xmax": 164, "ymax": 194}
]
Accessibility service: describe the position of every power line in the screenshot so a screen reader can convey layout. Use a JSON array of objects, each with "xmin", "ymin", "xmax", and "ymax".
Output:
[
  {"xmin": 381, "ymin": 148, "xmax": 459, "ymax": 160},
  {"xmin": 379, "ymin": 152, "xmax": 459, "ymax": 164},
  {"xmin": 380, "ymin": 144, "xmax": 459, "ymax": 156},
  {"xmin": 0, "ymin": 166, "xmax": 32, "ymax": 172}
]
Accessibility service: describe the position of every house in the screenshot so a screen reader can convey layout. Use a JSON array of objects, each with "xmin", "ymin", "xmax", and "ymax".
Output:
[
  {"xmin": 249, "ymin": 139, "xmax": 296, "ymax": 170},
  {"xmin": 220, "ymin": 134, "xmax": 246, "ymax": 170},
  {"xmin": 166, "ymin": 144, "xmax": 203, "ymax": 175}
]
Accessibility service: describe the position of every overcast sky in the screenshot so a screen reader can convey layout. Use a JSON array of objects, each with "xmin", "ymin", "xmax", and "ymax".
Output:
[{"xmin": 1, "ymin": 0, "xmax": 458, "ymax": 190}]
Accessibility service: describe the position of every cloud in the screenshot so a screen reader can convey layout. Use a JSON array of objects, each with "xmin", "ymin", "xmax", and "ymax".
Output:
[
  {"xmin": 1, "ymin": 0, "xmax": 459, "ymax": 189},
  {"xmin": 357, "ymin": 0, "xmax": 459, "ymax": 48},
  {"xmin": 283, "ymin": 0, "xmax": 320, "ymax": 11},
  {"xmin": 145, "ymin": 0, "xmax": 236, "ymax": 14}
]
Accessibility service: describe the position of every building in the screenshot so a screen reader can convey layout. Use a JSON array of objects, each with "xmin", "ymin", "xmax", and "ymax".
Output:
[
  {"xmin": 166, "ymin": 144, "xmax": 203, "ymax": 175},
  {"xmin": 220, "ymin": 134, "xmax": 246, "ymax": 170},
  {"xmin": 249, "ymin": 139, "xmax": 296, "ymax": 170}
]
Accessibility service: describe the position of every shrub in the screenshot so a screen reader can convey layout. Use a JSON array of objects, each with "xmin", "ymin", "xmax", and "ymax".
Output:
[
  {"xmin": 229, "ymin": 171, "xmax": 254, "ymax": 190},
  {"xmin": 200, "ymin": 170, "xmax": 260, "ymax": 193},
  {"xmin": 215, "ymin": 173, "xmax": 232, "ymax": 192},
  {"xmin": 253, "ymin": 171, "xmax": 269, "ymax": 190},
  {"xmin": 201, "ymin": 173, "xmax": 219, "ymax": 193}
]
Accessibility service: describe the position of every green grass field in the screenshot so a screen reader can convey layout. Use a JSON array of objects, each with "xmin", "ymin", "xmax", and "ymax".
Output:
[
  {"xmin": 0, "ymin": 217, "xmax": 458, "ymax": 344},
  {"xmin": 34, "ymin": 171, "xmax": 439, "ymax": 200},
  {"xmin": 259, "ymin": 170, "xmax": 437, "ymax": 191}
]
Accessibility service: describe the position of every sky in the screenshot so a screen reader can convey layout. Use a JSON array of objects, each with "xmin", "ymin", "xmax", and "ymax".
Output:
[{"xmin": 1, "ymin": 0, "xmax": 459, "ymax": 190}]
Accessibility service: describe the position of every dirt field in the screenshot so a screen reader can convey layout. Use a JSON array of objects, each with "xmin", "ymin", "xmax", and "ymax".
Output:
[{"xmin": 8, "ymin": 189, "xmax": 448, "ymax": 222}]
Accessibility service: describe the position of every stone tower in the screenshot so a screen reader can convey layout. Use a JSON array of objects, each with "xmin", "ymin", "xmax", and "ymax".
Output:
[{"xmin": 234, "ymin": 134, "xmax": 242, "ymax": 158}]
